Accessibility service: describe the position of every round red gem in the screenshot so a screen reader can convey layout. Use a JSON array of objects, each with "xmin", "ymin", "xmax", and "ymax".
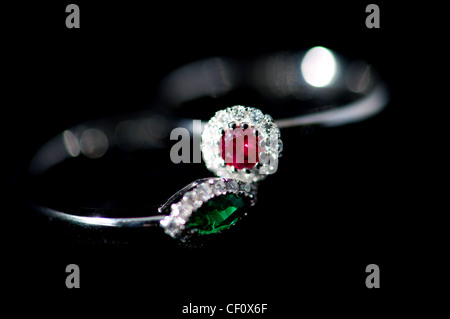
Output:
[{"xmin": 221, "ymin": 126, "xmax": 262, "ymax": 170}]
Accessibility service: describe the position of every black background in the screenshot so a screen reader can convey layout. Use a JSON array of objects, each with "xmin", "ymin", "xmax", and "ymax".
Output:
[{"xmin": 1, "ymin": 1, "xmax": 430, "ymax": 317}]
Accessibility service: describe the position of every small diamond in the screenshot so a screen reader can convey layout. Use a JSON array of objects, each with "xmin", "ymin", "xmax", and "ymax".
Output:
[
  {"xmin": 231, "ymin": 106, "xmax": 246, "ymax": 120},
  {"xmin": 160, "ymin": 216, "xmax": 171, "ymax": 228},
  {"xmin": 278, "ymin": 139, "xmax": 283, "ymax": 154},
  {"xmin": 172, "ymin": 216, "xmax": 186, "ymax": 226},
  {"xmin": 196, "ymin": 184, "xmax": 213, "ymax": 201},
  {"xmin": 213, "ymin": 180, "xmax": 226, "ymax": 195},
  {"xmin": 215, "ymin": 111, "xmax": 228, "ymax": 124},
  {"xmin": 263, "ymin": 123, "xmax": 273, "ymax": 135},
  {"xmin": 194, "ymin": 188, "xmax": 206, "ymax": 201},
  {"xmin": 264, "ymin": 114, "xmax": 273, "ymax": 122},
  {"xmin": 240, "ymin": 183, "xmax": 252, "ymax": 193},
  {"xmin": 226, "ymin": 179, "xmax": 239, "ymax": 192},
  {"xmin": 170, "ymin": 203, "xmax": 181, "ymax": 216},
  {"xmin": 165, "ymin": 227, "xmax": 179, "ymax": 238},
  {"xmin": 180, "ymin": 201, "xmax": 194, "ymax": 214},
  {"xmin": 189, "ymin": 192, "xmax": 203, "ymax": 209},
  {"xmin": 250, "ymin": 109, "xmax": 264, "ymax": 124}
]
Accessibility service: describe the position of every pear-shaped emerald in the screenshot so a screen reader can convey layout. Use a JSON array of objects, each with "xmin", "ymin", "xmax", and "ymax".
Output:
[{"xmin": 186, "ymin": 193, "xmax": 246, "ymax": 235}]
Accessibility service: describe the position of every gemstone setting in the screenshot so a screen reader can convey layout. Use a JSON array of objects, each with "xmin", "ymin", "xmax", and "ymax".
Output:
[
  {"xmin": 159, "ymin": 178, "xmax": 257, "ymax": 241},
  {"xmin": 221, "ymin": 125, "xmax": 262, "ymax": 170},
  {"xmin": 186, "ymin": 193, "xmax": 245, "ymax": 235},
  {"xmin": 201, "ymin": 106, "xmax": 282, "ymax": 183}
]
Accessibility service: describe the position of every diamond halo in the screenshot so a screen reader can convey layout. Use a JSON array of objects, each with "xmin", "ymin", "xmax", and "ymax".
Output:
[
  {"xmin": 159, "ymin": 177, "xmax": 257, "ymax": 241},
  {"xmin": 201, "ymin": 105, "xmax": 282, "ymax": 183}
]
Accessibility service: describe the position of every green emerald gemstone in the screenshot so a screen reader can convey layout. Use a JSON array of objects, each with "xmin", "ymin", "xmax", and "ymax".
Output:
[{"xmin": 186, "ymin": 194, "xmax": 246, "ymax": 235}]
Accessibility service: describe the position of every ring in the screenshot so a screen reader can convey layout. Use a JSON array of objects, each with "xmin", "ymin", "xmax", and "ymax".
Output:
[{"xmin": 25, "ymin": 47, "xmax": 389, "ymax": 244}]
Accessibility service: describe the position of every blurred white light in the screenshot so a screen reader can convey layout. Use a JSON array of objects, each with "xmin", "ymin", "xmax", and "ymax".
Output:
[
  {"xmin": 80, "ymin": 128, "xmax": 108, "ymax": 158},
  {"xmin": 301, "ymin": 46, "xmax": 337, "ymax": 87},
  {"xmin": 63, "ymin": 130, "xmax": 80, "ymax": 157}
]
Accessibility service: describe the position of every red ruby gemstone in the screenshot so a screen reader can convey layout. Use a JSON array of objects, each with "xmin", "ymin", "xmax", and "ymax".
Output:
[{"xmin": 221, "ymin": 126, "xmax": 262, "ymax": 170}]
